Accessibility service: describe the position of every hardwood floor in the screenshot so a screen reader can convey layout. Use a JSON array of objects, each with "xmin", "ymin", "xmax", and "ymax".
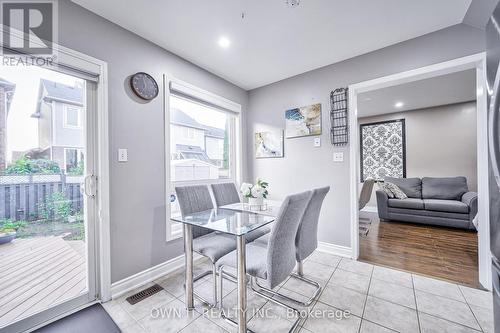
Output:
[{"xmin": 359, "ymin": 213, "xmax": 479, "ymax": 288}]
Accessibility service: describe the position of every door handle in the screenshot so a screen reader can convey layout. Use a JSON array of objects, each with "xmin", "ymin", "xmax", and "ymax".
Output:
[{"xmin": 83, "ymin": 174, "xmax": 96, "ymax": 198}]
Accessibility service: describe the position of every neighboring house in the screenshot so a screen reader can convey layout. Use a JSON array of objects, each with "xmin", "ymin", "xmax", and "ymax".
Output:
[
  {"xmin": 0, "ymin": 78, "xmax": 15, "ymax": 171},
  {"xmin": 31, "ymin": 79, "xmax": 84, "ymax": 172},
  {"xmin": 170, "ymin": 108, "xmax": 226, "ymax": 168}
]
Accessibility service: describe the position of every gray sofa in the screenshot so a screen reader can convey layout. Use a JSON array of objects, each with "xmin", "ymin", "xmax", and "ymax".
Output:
[{"xmin": 376, "ymin": 176, "xmax": 478, "ymax": 230}]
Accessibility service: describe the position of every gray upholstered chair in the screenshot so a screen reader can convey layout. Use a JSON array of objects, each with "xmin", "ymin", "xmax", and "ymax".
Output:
[
  {"xmin": 175, "ymin": 185, "xmax": 237, "ymax": 307},
  {"xmin": 359, "ymin": 178, "xmax": 375, "ymax": 236},
  {"xmin": 216, "ymin": 190, "xmax": 312, "ymax": 330},
  {"xmin": 253, "ymin": 186, "xmax": 330, "ymax": 306},
  {"xmin": 211, "ymin": 182, "xmax": 241, "ymax": 207}
]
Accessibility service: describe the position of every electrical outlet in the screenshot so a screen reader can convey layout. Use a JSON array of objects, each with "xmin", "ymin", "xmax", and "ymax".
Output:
[
  {"xmin": 118, "ymin": 149, "xmax": 128, "ymax": 162},
  {"xmin": 333, "ymin": 152, "xmax": 344, "ymax": 162},
  {"xmin": 314, "ymin": 137, "xmax": 321, "ymax": 147}
]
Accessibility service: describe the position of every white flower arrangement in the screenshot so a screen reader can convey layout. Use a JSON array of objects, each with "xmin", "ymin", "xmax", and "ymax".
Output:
[{"xmin": 240, "ymin": 179, "xmax": 269, "ymax": 199}]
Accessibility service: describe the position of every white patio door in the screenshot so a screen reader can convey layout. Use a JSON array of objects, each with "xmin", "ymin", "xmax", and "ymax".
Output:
[{"xmin": 0, "ymin": 64, "xmax": 99, "ymax": 333}]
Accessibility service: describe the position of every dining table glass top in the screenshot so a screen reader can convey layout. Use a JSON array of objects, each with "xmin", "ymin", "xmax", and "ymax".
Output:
[{"xmin": 171, "ymin": 208, "xmax": 275, "ymax": 236}]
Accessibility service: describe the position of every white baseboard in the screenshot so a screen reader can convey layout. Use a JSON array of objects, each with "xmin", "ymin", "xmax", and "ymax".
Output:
[
  {"xmin": 111, "ymin": 254, "xmax": 188, "ymax": 299},
  {"xmin": 317, "ymin": 241, "xmax": 353, "ymax": 259}
]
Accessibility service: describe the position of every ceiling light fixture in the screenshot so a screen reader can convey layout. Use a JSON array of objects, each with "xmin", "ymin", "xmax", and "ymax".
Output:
[
  {"xmin": 218, "ymin": 37, "xmax": 230, "ymax": 49},
  {"xmin": 395, "ymin": 102, "xmax": 404, "ymax": 108},
  {"xmin": 285, "ymin": 0, "xmax": 300, "ymax": 7}
]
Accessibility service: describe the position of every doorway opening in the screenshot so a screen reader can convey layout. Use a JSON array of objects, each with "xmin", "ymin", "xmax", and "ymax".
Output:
[{"xmin": 348, "ymin": 54, "xmax": 490, "ymax": 290}]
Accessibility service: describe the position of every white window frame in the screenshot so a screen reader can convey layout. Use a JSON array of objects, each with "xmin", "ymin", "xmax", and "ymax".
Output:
[
  {"xmin": 63, "ymin": 147, "xmax": 84, "ymax": 171},
  {"xmin": 164, "ymin": 76, "xmax": 242, "ymax": 241},
  {"xmin": 63, "ymin": 104, "xmax": 83, "ymax": 129}
]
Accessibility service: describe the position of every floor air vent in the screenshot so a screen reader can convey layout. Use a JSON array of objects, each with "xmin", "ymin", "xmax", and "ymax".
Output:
[{"xmin": 126, "ymin": 284, "xmax": 164, "ymax": 305}]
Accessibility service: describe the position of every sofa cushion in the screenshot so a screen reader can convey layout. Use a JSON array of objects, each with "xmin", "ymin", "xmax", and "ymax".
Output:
[
  {"xmin": 388, "ymin": 207, "xmax": 470, "ymax": 220},
  {"xmin": 423, "ymin": 199, "xmax": 469, "ymax": 214},
  {"xmin": 384, "ymin": 182, "xmax": 408, "ymax": 199},
  {"xmin": 388, "ymin": 198, "xmax": 424, "ymax": 210},
  {"xmin": 422, "ymin": 177, "xmax": 468, "ymax": 200},
  {"xmin": 384, "ymin": 177, "xmax": 422, "ymax": 198}
]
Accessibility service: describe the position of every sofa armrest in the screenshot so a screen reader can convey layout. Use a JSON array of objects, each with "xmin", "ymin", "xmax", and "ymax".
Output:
[
  {"xmin": 462, "ymin": 191, "xmax": 478, "ymax": 220},
  {"xmin": 376, "ymin": 190, "xmax": 389, "ymax": 220}
]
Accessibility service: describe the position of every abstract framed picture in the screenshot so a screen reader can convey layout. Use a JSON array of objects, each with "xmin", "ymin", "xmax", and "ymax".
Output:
[
  {"xmin": 255, "ymin": 130, "xmax": 284, "ymax": 158},
  {"xmin": 360, "ymin": 119, "xmax": 406, "ymax": 182},
  {"xmin": 285, "ymin": 103, "xmax": 322, "ymax": 138}
]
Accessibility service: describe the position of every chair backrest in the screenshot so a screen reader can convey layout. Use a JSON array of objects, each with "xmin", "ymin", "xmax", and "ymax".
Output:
[
  {"xmin": 211, "ymin": 183, "xmax": 241, "ymax": 207},
  {"xmin": 295, "ymin": 186, "xmax": 330, "ymax": 262},
  {"xmin": 175, "ymin": 185, "xmax": 214, "ymax": 239},
  {"xmin": 266, "ymin": 190, "xmax": 312, "ymax": 289},
  {"xmin": 359, "ymin": 178, "xmax": 375, "ymax": 210}
]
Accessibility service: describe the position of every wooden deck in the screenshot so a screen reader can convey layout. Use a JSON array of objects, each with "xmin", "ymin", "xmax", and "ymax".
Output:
[{"xmin": 0, "ymin": 236, "xmax": 86, "ymax": 328}]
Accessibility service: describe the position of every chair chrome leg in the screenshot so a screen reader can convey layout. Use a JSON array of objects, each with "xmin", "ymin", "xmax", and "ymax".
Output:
[
  {"xmin": 212, "ymin": 263, "xmax": 218, "ymax": 306},
  {"xmin": 297, "ymin": 261, "xmax": 304, "ymax": 277},
  {"xmin": 217, "ymin": 268, "xmax": 302, "ymax": 333},
  {"xmin": 250, "ymin": 278, "xmax": 303, "ymax": 333},
  {"xmin": 183, "ymin": 268, "xmax": 217, "ymax": 308},
  {"xmin": 251, "ymin": 273, "xmax": 321, "ymax": 307}
]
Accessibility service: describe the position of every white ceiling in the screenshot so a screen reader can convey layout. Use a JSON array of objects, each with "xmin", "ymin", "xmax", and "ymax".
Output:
[
  {"xmin": 72, "ymin": 0, "xmax": 473, "ymax": 90},
  {"xmin": 358, "ymin": 69, "xmax": 476, "ymax": 118}
]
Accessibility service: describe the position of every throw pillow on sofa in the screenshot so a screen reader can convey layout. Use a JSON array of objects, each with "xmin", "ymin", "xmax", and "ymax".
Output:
[
  {"xmin": 377, "ymin": 182, "xmax": 395, "ymax": 198},
  {"xmin": 384, "ymin": 182, "xmax": 408, "ymax": 200}
]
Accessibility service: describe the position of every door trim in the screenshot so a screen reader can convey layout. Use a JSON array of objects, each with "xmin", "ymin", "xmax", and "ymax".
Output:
[
  {"xmin": 348, "ymin": 53, "xmax": 491, "ymax": 290},
  {"xmin": 0, "ymin": 32, "xmax": 111, "ymax": 331}
]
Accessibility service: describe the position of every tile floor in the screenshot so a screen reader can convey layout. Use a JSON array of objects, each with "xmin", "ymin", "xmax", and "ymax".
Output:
[{"xmin": 102, "ymin": 251, "xmax": 494, "ymax": 333}]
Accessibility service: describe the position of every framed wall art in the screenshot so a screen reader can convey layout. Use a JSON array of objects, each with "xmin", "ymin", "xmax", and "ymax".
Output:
[
  {"xmin": 360, "ymin": 119, "xmax": 406, "ymax": 182},
  {"xmin": 285, "ymin": 103, "xmax": 321, "ymax": 138},
  {"xmin": 255, "ymin": 130, "xmax": 284, "ymax": 158}
]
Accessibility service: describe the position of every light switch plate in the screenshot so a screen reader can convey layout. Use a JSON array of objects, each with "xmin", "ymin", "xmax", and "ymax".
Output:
[
  {"xmin": 118, "ymin": 149, "xmax": 128, "ymax": 162},
  {"xmin": 333, "ymin": 152, "xmax": 344, "ymax": 162},
  {"xmin": 314, "ymin": 137, "xmax": 321, "ymax": 147}
]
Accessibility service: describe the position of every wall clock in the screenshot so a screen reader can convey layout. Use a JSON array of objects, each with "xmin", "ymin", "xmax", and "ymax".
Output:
[{"xmin": 130, "ymin": 72, "xmax": 159, "ymax": 100}]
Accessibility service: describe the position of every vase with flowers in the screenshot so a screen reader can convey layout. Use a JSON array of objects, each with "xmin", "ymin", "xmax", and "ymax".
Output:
[{"xmin": 240, "ymin": 179, "xmax": 269, "ymax": 208}]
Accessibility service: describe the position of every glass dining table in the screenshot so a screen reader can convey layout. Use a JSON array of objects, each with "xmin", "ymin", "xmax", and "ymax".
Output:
[{"xmin": 171, "ymin": 208, "xmax": 275, "ymax": 333}]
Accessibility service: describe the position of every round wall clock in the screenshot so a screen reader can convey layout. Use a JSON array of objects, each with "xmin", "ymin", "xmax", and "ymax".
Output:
[{"xmin": 130, "ymin": 72, "xmax": 159, "ymax": 100}]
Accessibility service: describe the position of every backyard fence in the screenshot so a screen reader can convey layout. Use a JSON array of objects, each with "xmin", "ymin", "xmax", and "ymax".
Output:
[{"xmin": 0, "ymin": 174, "xmax": 84, "ymax": 221}]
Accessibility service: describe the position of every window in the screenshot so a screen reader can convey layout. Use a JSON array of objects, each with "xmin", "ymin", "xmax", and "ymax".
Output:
[
  {"xmin": 64, "ymin": 148, "xmax": 84, "ymax": 172},
  {"xmin": 64, "ymin": 105, "xmax": 82, "ymax": 128},
  {"xmin": 169, "ymin": 95, "xmax": 234, "ymax": 182},
  {"xmin": 167, "ymin": 84, "xmax": 240, "ymax": 240}
]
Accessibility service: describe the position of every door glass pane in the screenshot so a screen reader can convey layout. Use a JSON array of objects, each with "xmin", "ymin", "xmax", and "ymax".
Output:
[
  {"xmin": 170, "ymin": 95, "xmax": 232, "ymax": 182},
  {"xmin": 0, "ymin": 64, "xmax": 88, "ymax": 329}
]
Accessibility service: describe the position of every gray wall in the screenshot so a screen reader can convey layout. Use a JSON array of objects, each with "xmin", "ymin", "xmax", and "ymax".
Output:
[
  {"xmin": 359, "ymin": 102, "xmax": 478, "ymax": 208},
  {"xmin": 247, "ymin": 24, "xmax": 485, "ymax": 248},
  {"xmin": 58, "ymin": 0, "xmax": 248, "ymax": 283}
]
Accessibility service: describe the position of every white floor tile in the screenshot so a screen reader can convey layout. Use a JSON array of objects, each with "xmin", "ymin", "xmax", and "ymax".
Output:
[
  {"xmin": 319, "ymin": 284, "xmax": 367, "ymax": 317},
  {"xmin": 302, "ymin": 301, "xmax": 361, "ymax": 333},
  {"xmin": 459, "ymin": 285, "xmax": 493, "ymax": 309},
  {"xmin": 359, "ymin": 320, "xmax": 396, "ymax": 333},
  {"xmin": 306, "ymin": 251, "xmax": 342, "ymax": 267},
  {"xmin": 329, "ymin": 269, "xmax": 371, "ymax": 294},
  {"xmin": 363, "ymin": 296, "xmax": 419, "ymax": 333},
  {"xmin": 138, "ymin": 299, "xmax": 200, "ymax": 333},
  {"xmin": 372, "ymin": 266, "xmax": 413, "ymax": 288},
  {"xmin": 369, "ymin": 278, "xmax": 416, "ymax": 309},
  {"xmin": 337, "ymin": 258, "xmax": 374, "ymax": 277},
  {"xmin": 412, "ymin": 275, "xmax": 464, "ymax": 302},
  {"xmin": 418, "ymin": 312, "xmax": 480, "ymax": 333},
  {"xmin": 415, "ymin": 290, "xmax": 480, "ymax": 330},
  {"xmin": 470, "ymin": 304, "xmax": 495, "ymax": 333}
]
